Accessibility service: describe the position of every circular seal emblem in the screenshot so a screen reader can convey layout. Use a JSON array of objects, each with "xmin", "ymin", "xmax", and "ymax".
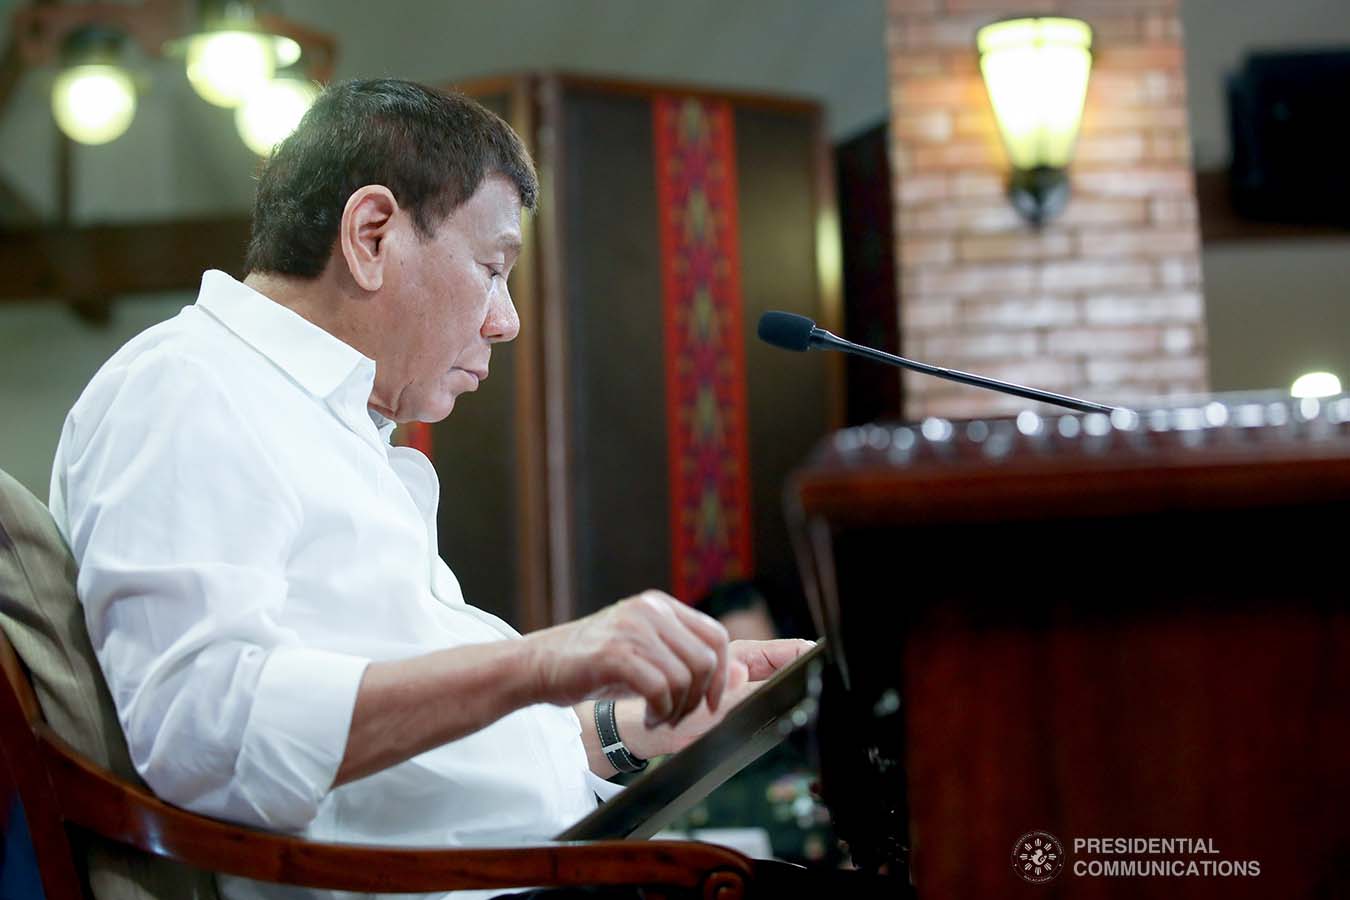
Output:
[{"xmin": 1012, "ymin": 831, "xmax": 1065, "ymax": 884}]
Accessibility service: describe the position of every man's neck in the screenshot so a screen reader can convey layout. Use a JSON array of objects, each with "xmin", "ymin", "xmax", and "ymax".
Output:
[
  {"xmin": 242, "ymin": 269, "xmax": 394, "ymax": 419},
  {"xmin": 244, "ymin": 270, "xmax": 330, "ymax": 327},
  {"xmin": 243, "ymin": 269, "xmax": 374, "ymax": 355}
]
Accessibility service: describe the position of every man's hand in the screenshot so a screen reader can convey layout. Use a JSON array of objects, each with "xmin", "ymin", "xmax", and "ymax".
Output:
[
  {"xmin": 522, "ymin": 590, "xmax": 732, "ymax": 728},
  {"xmin": 337, "ymin": 602, "xmax": 809, "ymax": 788},
  {"xmin": 615, "ymin": 638, "xmax": 815, "ymax": 760}
]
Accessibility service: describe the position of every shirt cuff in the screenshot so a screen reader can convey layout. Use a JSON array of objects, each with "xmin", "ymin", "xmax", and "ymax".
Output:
[
  {"xmin": 587, "ymin": 769, "xmax": 628, "ymax": 802},
  {"xmin": 234, "ymin": 646, "xmax": 369, "ymax": 830}
]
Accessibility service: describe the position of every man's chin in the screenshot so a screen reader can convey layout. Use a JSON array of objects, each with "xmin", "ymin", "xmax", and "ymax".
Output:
[
  {"xmin": 398, "ymin": 381, "xmax": 471, "ymax": 424},
  {"xmin": 424, "ymin": 393, "xmax": 459, "ymax": 423},
  {"xmin": 391, "ymin": 397, "xmax": 458, "ymax": 426}
]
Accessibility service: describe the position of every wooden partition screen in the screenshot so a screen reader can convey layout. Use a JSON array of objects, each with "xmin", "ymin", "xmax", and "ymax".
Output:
[{"xmin": 432, "ymin": 74, "xmax": 842, "ymax": 631}]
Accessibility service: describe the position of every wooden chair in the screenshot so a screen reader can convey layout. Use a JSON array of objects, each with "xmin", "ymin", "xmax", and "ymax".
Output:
[
  {"xmin": 0, "ymin": 467, "xmax": 753, "ymax": 900},
  {"xmin": 0, "ymin": 636, "xmax": 754, "ymax": 900}
]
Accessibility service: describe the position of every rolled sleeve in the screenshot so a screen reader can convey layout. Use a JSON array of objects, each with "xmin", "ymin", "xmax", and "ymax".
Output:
[{"xmin": 236, "ymin": 646, "xmax": 369, "ymax": 830}]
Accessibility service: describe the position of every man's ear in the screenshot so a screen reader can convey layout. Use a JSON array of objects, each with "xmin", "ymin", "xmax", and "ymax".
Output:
[{"xmin": 339, "ymin": 185, "xmax": 399, "ymax": 292}]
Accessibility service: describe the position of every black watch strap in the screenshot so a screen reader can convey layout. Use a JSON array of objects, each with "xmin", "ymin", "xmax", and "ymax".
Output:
[{"xmin": 594, "ymin": 699, "xmax": 648, "ymax": 773}]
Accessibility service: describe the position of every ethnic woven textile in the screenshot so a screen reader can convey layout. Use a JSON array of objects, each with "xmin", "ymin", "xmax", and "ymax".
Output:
[
  {"xmin": 653, "ymin": 95, "xmax": 754, "ymax": 605},
  {"xmin": 399, "ymin": 421, "xmax": 434, "ymax": 457}
]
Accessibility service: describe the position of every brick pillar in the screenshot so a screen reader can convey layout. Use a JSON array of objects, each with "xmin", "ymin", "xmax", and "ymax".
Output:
[{"xmin": 887, "ymin": 0, "xmax": 1206, "ymax": 419}]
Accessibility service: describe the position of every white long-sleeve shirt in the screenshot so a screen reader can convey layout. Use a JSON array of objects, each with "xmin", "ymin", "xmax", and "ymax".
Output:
[{"xmin": 50, "ymin": 270, "xmax": 617, "ymax": 900}]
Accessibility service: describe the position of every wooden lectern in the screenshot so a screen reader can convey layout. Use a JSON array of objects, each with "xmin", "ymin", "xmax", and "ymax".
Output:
[{"xmin": 784, "ymin": 398, "xmax": 1350, "ymax": 899}]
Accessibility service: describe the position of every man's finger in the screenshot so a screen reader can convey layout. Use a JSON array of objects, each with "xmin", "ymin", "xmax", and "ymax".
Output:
[
  {"xmin": 730, "ymin": 638, "xmax": 815, "ymax": 682},
  {"xmin": 664, "ymin": 597, "xmax": 731, "ymax": 712},
  {"xmin": 633, "ymin": 627, "xmax": 697, "ymax": 727},
  {"xmin": 623, "ymin": 655, "xmax": 676, "ymax": 728},
  {"xmin": 652, "ymin": 616, "xmax": 720, "ymax": 724},
  {"xmin": 728, "ymin": 659, "xmax": 749, "ymax": 691}
]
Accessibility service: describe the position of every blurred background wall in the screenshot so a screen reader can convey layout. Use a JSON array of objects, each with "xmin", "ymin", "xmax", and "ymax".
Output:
[{"xmin": 2, "ymin": 0, "xmax": 1348, "ymax": 491}]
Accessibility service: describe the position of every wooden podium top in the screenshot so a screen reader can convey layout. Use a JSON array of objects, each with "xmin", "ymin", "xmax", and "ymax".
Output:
[{"xmin": 790, "ymin": 395, "xmax": 1350, "ymax": 527}]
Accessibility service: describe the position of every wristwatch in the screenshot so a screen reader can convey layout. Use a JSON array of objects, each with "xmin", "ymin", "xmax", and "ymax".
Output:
[{"xmin": 594, "ymin": 699, "xmax": 648, "ymax": 773}]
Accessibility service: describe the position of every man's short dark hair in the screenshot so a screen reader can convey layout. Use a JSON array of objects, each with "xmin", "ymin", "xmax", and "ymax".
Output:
[{"xmin": 244, "ymin": 78, "xmax": 538, "ymax": 278}]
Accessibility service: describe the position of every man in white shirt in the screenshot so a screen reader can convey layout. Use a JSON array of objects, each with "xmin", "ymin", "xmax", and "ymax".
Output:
[{"xmin": 49, "ymin": 79, "xmax": 810, "ymax": 900}]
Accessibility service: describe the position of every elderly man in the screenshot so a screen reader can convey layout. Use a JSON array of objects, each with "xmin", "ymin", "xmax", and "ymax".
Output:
[{"xmin": 49, "ymin": 79, "xmax": 810, "ymax": 900}]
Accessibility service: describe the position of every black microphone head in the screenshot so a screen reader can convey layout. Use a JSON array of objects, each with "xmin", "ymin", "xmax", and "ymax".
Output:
[{"xmin": 757, "ymin": 311, "xmax": 817, "ymax": 352}]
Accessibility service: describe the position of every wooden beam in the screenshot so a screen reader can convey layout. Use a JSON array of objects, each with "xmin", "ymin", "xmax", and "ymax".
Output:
[
  {"xmin": 502, "ymin": 75, "xmax": 554, "ymax": 634},
  {"xmin": 0, "ymin": 217, "xmax": 251, "ymax": 304},
  {"xmin": 0, "ymin": 179, "xmax": 39, "ymax": 228},
  {"xmin": 535, "ymin": 75, "xmax": 578, "ymax": 627}
]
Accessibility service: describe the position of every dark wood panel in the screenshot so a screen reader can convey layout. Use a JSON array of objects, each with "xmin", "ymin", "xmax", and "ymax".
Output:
[
  {"xmin": 836, "ymin": 123, "xmax": 902, "ymax": 425},
  {"xmin": 561, "ymin": 87, "xmax": 669, "ymax": 615},
  {"xmin": 735, "ymin": 106, "xmax": 831, "ymax": 632},
  {"xmin": 830, "ymin": 506, "xmax": 1350, "ymax": 900}
]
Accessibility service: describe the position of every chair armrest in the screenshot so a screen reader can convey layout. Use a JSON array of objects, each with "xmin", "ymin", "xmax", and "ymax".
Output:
[{"xmin": 38, "ymin": 726, "xmax": 753, "ymax": 897}]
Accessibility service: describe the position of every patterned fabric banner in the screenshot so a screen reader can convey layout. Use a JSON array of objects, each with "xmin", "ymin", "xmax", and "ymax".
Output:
[
  {"xmin": 397, "ymin": 421, "xmax": 434, "ymax": 457},
  {"xmin": 653, "ymin": 95, "xmax": 754, "ymax": 605}
]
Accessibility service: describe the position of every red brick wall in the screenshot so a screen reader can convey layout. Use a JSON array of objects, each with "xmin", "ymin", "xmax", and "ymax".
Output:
[{"xmin": 887, "ymin": 0, "xmax": 1206, "ymax": 419}]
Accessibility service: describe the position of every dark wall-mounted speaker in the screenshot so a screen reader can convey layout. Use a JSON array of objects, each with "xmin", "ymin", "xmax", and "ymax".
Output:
[{"xmin": 1227, "ymin": 49, "xmax": 1350, "ymax": 226}]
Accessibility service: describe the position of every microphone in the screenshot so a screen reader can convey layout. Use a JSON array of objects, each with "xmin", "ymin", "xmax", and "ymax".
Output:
[{"xmin": 757, "ymin": 311, "xmax": 1119, "ymax": 415}]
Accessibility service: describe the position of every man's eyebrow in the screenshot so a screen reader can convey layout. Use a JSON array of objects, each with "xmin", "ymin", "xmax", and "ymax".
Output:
[{"xmin": 499, "ymin": 233, "xmax": 523, "ymax": 254}]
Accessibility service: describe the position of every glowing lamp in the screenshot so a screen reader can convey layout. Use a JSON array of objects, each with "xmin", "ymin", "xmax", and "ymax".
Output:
[
  {"xmin": 53, "ymin": 63, "xmax": 137, "ymax": 145},
  {"xmin": 185, "ymin": 29, "xmax": 300, "ymax": 107},
  {"xmin": 176, "ymin": 1, "xmax": 301, "ymax": 108},
  {"xmin": 50, "ymin": 27, "xmax": 137, "ymax": 146},
  {"xmin": 235, "ymin": 73, "xmax": 318, "ymax": 156},
  {"xmin": 977, "ymin": 17, "xmax": 1094, "ymax": 224},
  {"xmin": 1291, "ymin": 372, "xmax": 1341, "ymax": 399}
]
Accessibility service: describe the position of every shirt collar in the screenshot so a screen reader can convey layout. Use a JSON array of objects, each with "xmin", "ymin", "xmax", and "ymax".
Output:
[
  {"xmin": 194, "ymin": 269, "xmax": 376, "ymax": 402},
  {"xmin": 368, "ymin": 407, "xmax": 398, "ymax": 444}
]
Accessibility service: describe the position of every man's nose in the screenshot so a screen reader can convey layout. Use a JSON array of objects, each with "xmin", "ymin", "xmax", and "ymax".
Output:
[{"xmin": 484, "ymin": 286, "xmax": 520, "ymax": 344}]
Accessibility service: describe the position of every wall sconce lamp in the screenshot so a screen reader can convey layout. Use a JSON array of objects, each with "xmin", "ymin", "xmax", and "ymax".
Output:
[{"xmin": 977, "ymin": 17, "xmax": 1094, "ymax": 225}]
